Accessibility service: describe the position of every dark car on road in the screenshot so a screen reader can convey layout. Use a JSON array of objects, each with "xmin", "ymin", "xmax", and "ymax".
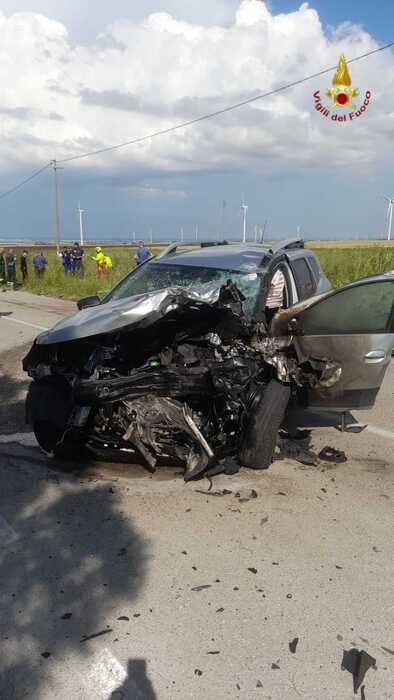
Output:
[{"xmin": 23, "ymin": 240, "xmax": 394, "ymax": 480}]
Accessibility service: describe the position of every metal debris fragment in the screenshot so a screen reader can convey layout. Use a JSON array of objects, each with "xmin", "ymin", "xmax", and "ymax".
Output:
[
  {"xmin": 341, "ymin": 649, "xmax": 376, "ymax": 694},
  {"xmin": 191, "ymin": 585, "xmax": 212, "ymax": 592},
  {"xmin": 80, "ymin": 629, "xmax": 113, "ymax": 643}
]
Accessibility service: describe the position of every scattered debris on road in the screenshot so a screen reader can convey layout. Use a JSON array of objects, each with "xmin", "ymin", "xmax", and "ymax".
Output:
[
  {"xmin": 80, "ymin": 629, "xmax": 113, "ymax": 643},
  {"xmin": 318, "ymin": 446, "xmax": 347, "ymax": 463},
  {"xmin": 381, "ymin": 646, "xmax": 394, "ymax": 656},
  {"xmin": 191, "ymin": 585, "xmax": 212, "ymax": 592},
  {"xmin": 289, "ymin": 637, "xmax": 299, "ymax": 654},
  {"xmin": 341, "ymin": 648, "xmax": 376, "ymax": 694}
]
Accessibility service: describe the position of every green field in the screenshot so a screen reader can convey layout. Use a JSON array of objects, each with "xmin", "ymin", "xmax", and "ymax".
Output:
[
  {"xmin": 2, "ymin": 246, "xmax": 162, "ymax": 300},
  {"xmin": 1, "ymin": 242, "xmax": 394, "ymax": 300},
  {"xmin": 310, "ymin": 245, "xmax": 394, "ymax": 288}
]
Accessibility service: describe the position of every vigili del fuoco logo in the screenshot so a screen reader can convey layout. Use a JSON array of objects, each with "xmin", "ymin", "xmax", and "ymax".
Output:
[{"xmin": 313, "ymin": 54, "xmax": 371, "ymax": 123}]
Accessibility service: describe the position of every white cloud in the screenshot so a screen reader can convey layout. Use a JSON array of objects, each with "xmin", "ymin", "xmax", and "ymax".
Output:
[{"xmin": 0, "ymin": 1, "xmax": 393, "ymax": 181}]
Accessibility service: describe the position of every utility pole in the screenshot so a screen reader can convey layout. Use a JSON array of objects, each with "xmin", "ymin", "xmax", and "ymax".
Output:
[
  {"xmin": 78, "ymin": 202, "xmax": 85, "ymax": 246},
  {"xmin": 254, "ymin": 225, "xmax": 258, "ymax": 242},
  {"xmin": 195, "ymin": 224, "xmax": 198, "ymax": 242},
  {"xmin": 51, "ymin": 159, "xmax": 61, "ymax": 252},
  {"xmin": 132, "ymin": 231, "xmax": 136, "ymax": 243},
  {"xmin": 149, "ymin": 228, "xmax": 153, "ymax": 244},
  {"xmin": 180, "ymin": 227, "xmax": 184, "ymax": 243}
]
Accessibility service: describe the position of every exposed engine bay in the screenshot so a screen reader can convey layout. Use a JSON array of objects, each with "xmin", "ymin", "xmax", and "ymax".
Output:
[{"xmin": 23, "ymin": 283, "xmax": 340, "ymax": 480}]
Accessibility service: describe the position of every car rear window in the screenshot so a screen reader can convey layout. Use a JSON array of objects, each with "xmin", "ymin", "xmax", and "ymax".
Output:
[
  {"xmin": 291, "ymin": 259, "xmax": 315, "ymax": 300},
  {"xmin": 307, "ymin": 255, "xmax": 321, "ymax": 280}
]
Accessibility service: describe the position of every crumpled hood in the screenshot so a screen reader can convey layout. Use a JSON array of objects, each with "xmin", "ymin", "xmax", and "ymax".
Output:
[{"xmin": 36, "ymin": 283, "xmax": 222, "ymax": 345}]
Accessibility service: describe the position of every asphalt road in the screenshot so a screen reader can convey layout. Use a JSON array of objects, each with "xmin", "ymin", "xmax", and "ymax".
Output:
[{"xmin": 0, "ymin": 290, "xmax": 393, "ymax": 700}]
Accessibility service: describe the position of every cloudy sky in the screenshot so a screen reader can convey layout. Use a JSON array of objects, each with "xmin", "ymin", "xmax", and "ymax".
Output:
[{"xmin": 0, "ymin": 0, "xmax": 394, "ymax": 242}]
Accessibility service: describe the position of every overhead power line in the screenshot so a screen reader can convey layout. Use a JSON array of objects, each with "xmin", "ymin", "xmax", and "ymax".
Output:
[
  {"xmin": 0, "ymin": 162, "xmax": 51, "ymax": 201},
  {"xmin": 59, "ymin": 41, "xmax": 394, "ymax": 164},
  {"xmin": 0, "ymin": 40, "xmax": 393, "ymax": 201}
]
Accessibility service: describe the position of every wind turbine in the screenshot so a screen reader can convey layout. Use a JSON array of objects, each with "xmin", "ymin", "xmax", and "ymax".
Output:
[
  {"xmin": 259, "ymin": 219, "xmax": 268, "ymax": 243},
  {"xmin": 240, "ymin": 196, "xmax": 248, "ymax": 243},
  {"xmin": 77, "ymin": 202, "xmax": 85, "ymax": 246},
  {"xmin": 384, "ymin": 196, "xmax": 394, "ymax": 241}
]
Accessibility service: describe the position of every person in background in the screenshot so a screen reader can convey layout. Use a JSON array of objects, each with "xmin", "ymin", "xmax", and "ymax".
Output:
[
  {"xmin": 265, "ymin": 268, "xmax": 286, "ymax": 324},
  {"xmin": 32, "ymin": 251, "xmax": 47, "ymax": 278},
  {"xmin": 91, "ymin": 246, "xmax": 106, "ymax": 278},
  {"xmin": 71, "ymin": 242, "xmax": 84, "ymax": 277},
  {"xmin": 104, "ymin": 254, "xmax": 113, "ymax": 273},
  {"xmin": 6, "ymin": 250, "xmax": 17, "ymax": 284},
  {"xmin": 0, "ymin": 250, "xmax": 5, "ymax": 283},
  {"xmin": 59, "ymin": 247, "xmax": 72, "ymax": 274},
  {"xmin": 20, "ymin": 250, "xmax": 28, "ymax": 285},
  {"xmin": 134, "ymin": 241, "xmax": 151, "ymax": 266}
]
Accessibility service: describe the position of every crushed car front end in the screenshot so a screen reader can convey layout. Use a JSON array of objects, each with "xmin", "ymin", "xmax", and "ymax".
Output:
[{"xmin": 23, "ymin": 280, "xmax": 304, "ymax": 479}]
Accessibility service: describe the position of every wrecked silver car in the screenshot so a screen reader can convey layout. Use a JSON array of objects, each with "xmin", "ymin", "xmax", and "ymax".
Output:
[{"xmin": 23, "ymin": 241, "xmax": 394, "ymax": 480}]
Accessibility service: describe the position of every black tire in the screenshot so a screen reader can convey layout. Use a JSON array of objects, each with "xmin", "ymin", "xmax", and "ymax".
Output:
[
  {"xmin": 239, "ymin": 378, "xmax": 291, "ymax": 469},
  {"xmin": 27, "ymin": 379, "xmax": 85, "ymax": 460},
  {"xmin": 33, "ymin": 420, "xmax": 84, "ymax": 459}
]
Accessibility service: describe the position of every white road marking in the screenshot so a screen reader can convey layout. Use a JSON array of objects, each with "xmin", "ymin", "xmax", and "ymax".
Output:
[
  {"xmin": 0, "ymin": 316, "xmax": 48, "ymax": 331},
  {"xmin": 0, "ymin": 514, "xmax": 18, "ymax": 546},
  {"xmin": 366, "ymin": 425, "xmax": 394, "ymax": 442},
  {"xmin": 0, "ymin": 433, "xmax": 37, "ymax": 447},
  {"xmin": 87, "ymin": 648, "xmax": 127, "ymax": 698}
]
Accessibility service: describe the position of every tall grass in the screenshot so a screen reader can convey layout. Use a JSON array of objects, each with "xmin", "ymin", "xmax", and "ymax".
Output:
[
  {"xmin": 313, "ymin": 247, "xmax": 394, "ymax": 287},
  {"xmin": 18, "ymin": 247, "xmax": 161, "ymax": 300}
]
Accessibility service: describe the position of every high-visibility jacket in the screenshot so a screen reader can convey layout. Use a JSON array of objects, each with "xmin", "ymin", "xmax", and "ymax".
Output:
[
  {"xmin": 105, "ymin": 256, "xmax": 113, "ymax": 270},
  {"xmin": 92, "ymin": 250, "xmax": 106, "ymax": 266}
]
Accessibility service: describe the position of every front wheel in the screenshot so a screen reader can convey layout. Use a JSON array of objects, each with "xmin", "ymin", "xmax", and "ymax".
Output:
[
  {"xmin": 33, "ymin": 420, "xmax": 84, "ymax": 459},
  {"xmin": 27, "ymin": 379, "xmax": 85, "ymax": 460},
  {"xmin": 239, "ymin": 379, "xmax": 291, "ymax": 469}
]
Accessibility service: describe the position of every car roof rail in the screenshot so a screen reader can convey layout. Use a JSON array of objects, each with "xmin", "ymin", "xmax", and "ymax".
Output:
[
  {"xmin": 269, "ymin": 238, "xmax": 305, "ymax": 253},
  {"xmin": 155, "ymin": 240, "xmax": 230, "ymax": 259},
  {"xmin": 155, "ymin": 242, "xmax": 179, "ymax": 259}
]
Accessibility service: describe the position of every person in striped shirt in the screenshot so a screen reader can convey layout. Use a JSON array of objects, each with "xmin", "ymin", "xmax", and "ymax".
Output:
[{"xmin": 265, "ymin": 268, "xmax": 286, "ymax": 324}]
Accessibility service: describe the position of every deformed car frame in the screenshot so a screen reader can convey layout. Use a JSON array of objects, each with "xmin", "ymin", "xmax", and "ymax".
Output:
[{"xmin": 23, "ymin": 241, "xmax": 394, "ymax": 480}]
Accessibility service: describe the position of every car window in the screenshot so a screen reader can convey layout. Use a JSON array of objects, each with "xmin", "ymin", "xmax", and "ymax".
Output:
[
  {"xmin": 104, "ymin": 262, "xmax": 262, "ymax": 320},
  {"xmin": 300, "ymin": 281, "xmax": 394, "ymax": 335},
  {"xmin": 291, "ymin": 258, "xmax": 315, "ymax": 300},
  {"xmin": 307, "ymin": 255, "xmax": 320, "ymax": 280}
]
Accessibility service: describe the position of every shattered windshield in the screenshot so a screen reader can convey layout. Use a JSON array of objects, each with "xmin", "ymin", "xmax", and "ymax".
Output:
[{"xmin": 104, "ymin": 262, "xmax": 262, "ymax": 319}]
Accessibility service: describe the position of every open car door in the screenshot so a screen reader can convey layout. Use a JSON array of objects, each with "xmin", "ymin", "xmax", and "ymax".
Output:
[{"xmin": 271, "ymin": 273, "xmax": 394, "ymax": 411}]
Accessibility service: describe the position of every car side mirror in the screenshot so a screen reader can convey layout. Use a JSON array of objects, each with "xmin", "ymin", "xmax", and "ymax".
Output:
[{"xmin": 77, "ymin": 295, "xmax": 101, "ymax": 310}]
